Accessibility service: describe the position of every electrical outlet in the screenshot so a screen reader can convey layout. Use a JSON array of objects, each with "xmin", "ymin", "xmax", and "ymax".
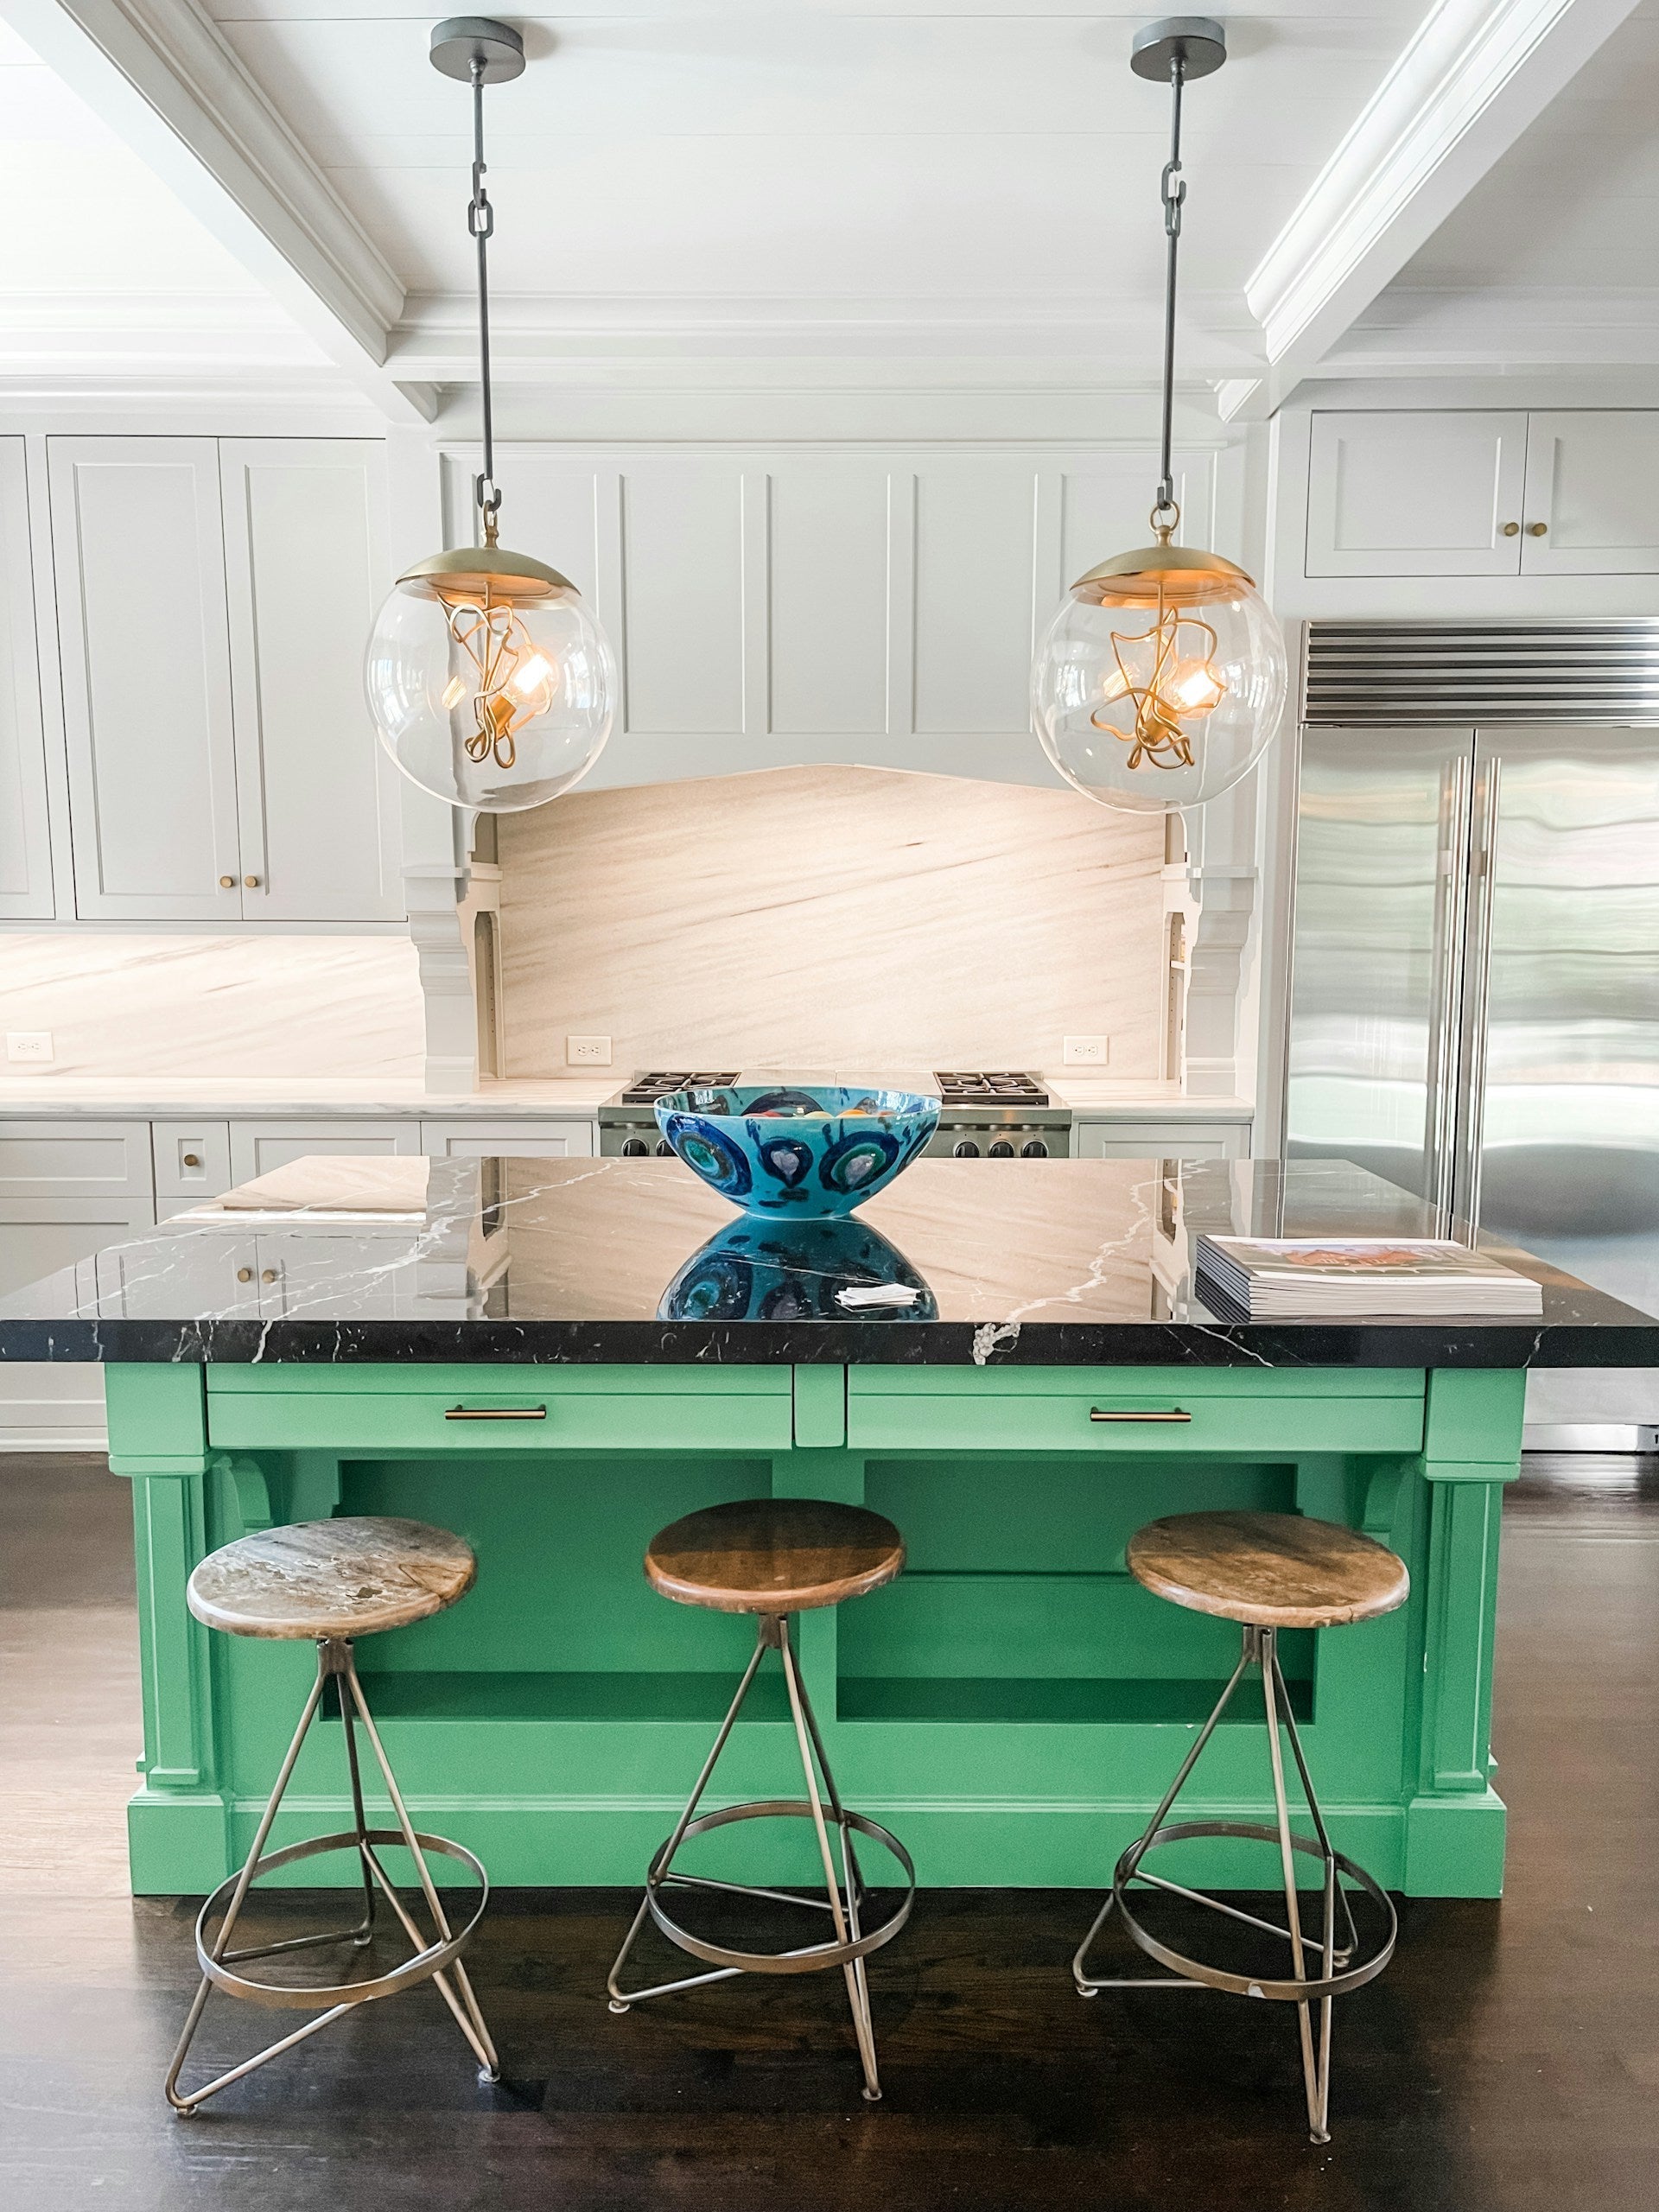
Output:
[
  {"xmin": 1063, "ymin": 1034, "xmax": 1109, "ymax": 1067},
  {"xmin": 566, "ymin": 1034, "xmax": 613, "ymax": 1067},
  {"xmin": 6, "ymin": 1030, "xmax": 53, "ymax": 1065}
]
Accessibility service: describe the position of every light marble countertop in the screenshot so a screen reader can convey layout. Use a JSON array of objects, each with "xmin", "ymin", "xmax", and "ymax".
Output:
[
  {"xmin": 0, "ymin": 1077, "xmax": 615, "ymax": 1119},
  {"xmin": 0, "ymin": 1074, "xmax": 1251, "ymax": 1122}
]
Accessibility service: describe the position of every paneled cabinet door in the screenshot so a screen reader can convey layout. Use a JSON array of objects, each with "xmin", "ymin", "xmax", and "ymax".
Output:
[
  {"xmin": 48, "ymin": 437, "xmax": 242, "ymax": 919},
  {"xmin": 1519, "ymin": 411, "xmax": 1659, "ymax": 575},
  {"xmin": 1306, "ymin": 411, "xmax": 1529, "ymax": 578},
  {"xmin": 0, "ymin": 438, "xmax": 54, "ymax": 918},
  {"xmin": 220, "ymin": 440, "xmax": 402, "ymax": 919}
]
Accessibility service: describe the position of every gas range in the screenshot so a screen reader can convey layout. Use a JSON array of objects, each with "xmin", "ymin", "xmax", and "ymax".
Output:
[{"xmin": 598, "ymin": 1071, "xmax": 1071, "ymax": 1159}]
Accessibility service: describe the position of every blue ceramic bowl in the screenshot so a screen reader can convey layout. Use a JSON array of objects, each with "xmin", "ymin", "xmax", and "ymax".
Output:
[
  {"xmin": 658, "ymin": 1216, "xmax": 938, "ymax": 1322},
  {"xmin": 654, "ymin": 1083, "xmax": 940, "ymax": 1217}
]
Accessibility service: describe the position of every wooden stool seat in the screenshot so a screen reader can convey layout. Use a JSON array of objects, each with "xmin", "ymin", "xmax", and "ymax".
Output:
[
  {"xmin": 645, "ymin": 1497, "xmax": 905, "ymax": 1615},
  {"xmin": 187, "ymin": 1516, "xmax": 476, "ymax": 1641},
  {"xmin": 1126, "ymin": 1510, "xmax": 1409, "ymax": 1630}
]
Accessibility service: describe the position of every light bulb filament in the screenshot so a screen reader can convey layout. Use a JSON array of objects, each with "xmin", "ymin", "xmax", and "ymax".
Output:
[
  {"xmin": 442, "ymin": 596, "xmax": 559, "ymax": 771},
  {"xmin": 1090, "ymin": 597, "xmax": 1224, "ymax": 772}
]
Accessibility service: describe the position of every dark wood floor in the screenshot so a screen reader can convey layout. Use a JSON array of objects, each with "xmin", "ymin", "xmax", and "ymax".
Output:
[{"xmin": 3, "ymin": 1451, "xmax": 1657, "ymax": 2211}]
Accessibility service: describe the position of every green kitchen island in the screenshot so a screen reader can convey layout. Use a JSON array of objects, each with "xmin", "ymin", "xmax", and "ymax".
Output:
[{"xmin": 5, "ymin": 1154, "xmax": 1654, "ymax": 1901}]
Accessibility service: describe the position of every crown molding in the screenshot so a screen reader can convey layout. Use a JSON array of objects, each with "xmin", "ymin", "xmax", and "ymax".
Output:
[
  {"xmin": 1232, "ymin": 0, "xmax": 1645, "ymax": 420},
  {"xmin": 0, "ymin": 0, "xmax": 433, "ymax": 422},
  {"xmin": 1330, "ymin": 284, "xmax": 1659, "ymax": 372},
  {"xmin": 388, "ymin": 289, "xmax": 1268, "ymax": 390}
]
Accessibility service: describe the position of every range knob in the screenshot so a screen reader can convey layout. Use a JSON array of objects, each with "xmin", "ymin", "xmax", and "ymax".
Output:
[
  {"xmin": 620, "ymin": 1137, "xmax": 650, "ymax": 1158},
  {"xmin": 654, "ymin": 1139, "xmax": 674, "ymax": 1157},
  {"xmin": 988, "ymin": 1140, "xmax": 1015, "ymax": 1159},
  {"xmin": 1020, "ymin": 1139, "xmax": 1049, "ymax": 1159},
  {"xmin": 951, "ymin": 1139, "xmax": 981, "ymax": 1159}
]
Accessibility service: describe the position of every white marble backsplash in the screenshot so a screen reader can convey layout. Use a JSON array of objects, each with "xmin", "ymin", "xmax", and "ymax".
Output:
[
  {"xmin": 498, "ymin": 764, "xmax": 1165, "ymax": 1076},
  {"xmin": 0, "ymin": 935, "xmax": 426, "ymax": 1080}
]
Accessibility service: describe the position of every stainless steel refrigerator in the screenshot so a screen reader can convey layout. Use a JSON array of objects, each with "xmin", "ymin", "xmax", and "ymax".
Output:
[{"xmin": 1284, "ymin": 624, "xmax": 1659, "ymax": 1446}]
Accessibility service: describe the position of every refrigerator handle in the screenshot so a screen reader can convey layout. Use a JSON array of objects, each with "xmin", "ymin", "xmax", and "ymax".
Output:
[
  {"xmin": 1427, "ymin": 749, "xmax": 1471, "ymax": 1227},
  {"xmin": 1453, "ymin": 754, "xmax": 1502, "ymax": 1235}
]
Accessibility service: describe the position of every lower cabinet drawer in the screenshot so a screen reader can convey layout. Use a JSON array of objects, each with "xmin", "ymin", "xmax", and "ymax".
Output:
[
  {"xmin": 207, "ymin": 1380, "xmax": 791, "ymax": 1454},
  {"xmin": 847, "ymin": 1373, "xmax": 1423, "ymax": 1456}
]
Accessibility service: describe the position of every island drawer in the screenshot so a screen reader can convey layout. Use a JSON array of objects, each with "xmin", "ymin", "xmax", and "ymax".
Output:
[
  {"xmin": 846, "ymin": 1368, "xmax": 1425, "ymax": 1456},
  {"xmin": 207, "ymin": 1368, "xmax": 792, "ymax": 1454}
]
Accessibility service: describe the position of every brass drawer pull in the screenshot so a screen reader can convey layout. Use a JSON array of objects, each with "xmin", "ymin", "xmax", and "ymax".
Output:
[
  {"xmin": 1090, "ymin": 1408, "xmax": 1192, "ymax": 1423},
  {"xmin": 444, "ymin": 1404, "xmax": 547, "ymax": 1421}
]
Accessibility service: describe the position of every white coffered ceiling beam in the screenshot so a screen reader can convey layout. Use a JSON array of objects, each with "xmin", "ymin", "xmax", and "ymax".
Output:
[
  {"xmin": 1222, "ymin": 0, "xmax": 1646, "ymax": 423},
  {"xmin": 0, "ymin": 0, "xmax": 435, "ymax": 422}
]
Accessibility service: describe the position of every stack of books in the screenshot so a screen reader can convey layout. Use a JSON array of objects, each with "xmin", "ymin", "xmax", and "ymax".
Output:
[{"xmin": 1194, "ymin": 1236, "xmax": 1543, "ymax": 1320}]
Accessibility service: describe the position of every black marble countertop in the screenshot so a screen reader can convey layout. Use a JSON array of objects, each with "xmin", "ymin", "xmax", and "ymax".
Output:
[{"xmin": 3, "ymin": 1154, "xmax": 1656, "ymax": 1370}]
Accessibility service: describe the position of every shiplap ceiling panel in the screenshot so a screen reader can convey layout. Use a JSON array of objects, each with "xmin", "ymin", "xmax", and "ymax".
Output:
[
  {"xmin": 200, "ymin": 6, "xmax": 1419, "ymax": 366},
  {"xmin": 1351, "ymin": 3, "xmax": 1659, "ymax": 371},
  {"xmin": 0, "ymin": 22, "xmax": 269, "ymax": 302}
]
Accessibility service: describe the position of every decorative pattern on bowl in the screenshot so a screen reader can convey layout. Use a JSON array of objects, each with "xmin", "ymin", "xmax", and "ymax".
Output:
[
  {"xmin": 659, "ymin": 1216, "xmax": 938, "ymax": 1321},
  {"xmin": 654, "ymin": 1084, "xmax": 940, "ymax": 1217}
]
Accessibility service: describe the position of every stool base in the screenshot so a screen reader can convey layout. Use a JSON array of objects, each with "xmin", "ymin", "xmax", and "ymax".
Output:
[
  {"xmin": 1072, "ymin": 1624, "xmax": 1397, "ymax": 2144},
  {"xmin": 165, "ymin": 1637, "xmax": 499, "ymax": 2115},
  {"xmin": 607, "ymin": 1613, "xmax": 914, "ymax": 2102}
]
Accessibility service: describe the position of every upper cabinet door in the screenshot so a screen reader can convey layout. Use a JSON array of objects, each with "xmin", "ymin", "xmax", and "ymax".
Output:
[
  {"xmin": 1520, "ymin": 411, "xmax": 1659, "ymax": 575},
  {"xmin": 1306, "ymin": 411, "xmax": 1528, "ymax": 577},
  {"xmin": 49, "ymin": 437, "xmax": 242, "ymax": 920},
  {"xmin": 0, "ymin": 438, "xmax": 54, "ymax": 918},
  {"xmin": 219, "ymin": 440, "xmax": 401, "ymax": 920}
]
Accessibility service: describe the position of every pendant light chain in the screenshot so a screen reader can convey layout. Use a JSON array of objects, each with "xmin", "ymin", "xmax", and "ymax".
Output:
[
  {"xmin": 468, "ymin": 58, "xmax": 501, "ymax": 545},
  {"xmin": 1154, "ymin": 53, "xmax": 1187, "ymax": 532}
]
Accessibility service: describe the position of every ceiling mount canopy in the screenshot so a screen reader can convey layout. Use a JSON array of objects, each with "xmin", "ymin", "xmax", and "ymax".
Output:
[
  {"xmin": 362, "ymin": 18, "xmax": 616, "ymax": 815},
  {"xmin": 1030, "ymin": 15, "xmax": 1287, "ymax": 816}
]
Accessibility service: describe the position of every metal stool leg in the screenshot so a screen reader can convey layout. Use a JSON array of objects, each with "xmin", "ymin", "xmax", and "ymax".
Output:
[
  {"xmin": 1261, "ymin": 1627, "xmax": 1328, "ymax": 2144},
  {"xmin": 607, "ymin": 1623, "xmax": 772, "ymax": 2011},
  {"xmin": 1073, "ymin": 1634, "xmax": 1255, "ymax": 1995},
  {"xmin": 607, "ymin": 1614, "xmax": 906, "ymax": 2099},
  {"xmin": 1073, "ymin": 1623, "xmax": 1390, "ymax": 2143},
  {"xmin": 166, "ymin": 1639, "xmax": 499, "ymax": 2113},
  {"xmin": 779, "ymin": 1621, "xmax": 881, "ymax": 2101}
]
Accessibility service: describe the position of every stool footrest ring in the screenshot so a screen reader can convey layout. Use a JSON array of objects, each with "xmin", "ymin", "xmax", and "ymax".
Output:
[
  {"xmin": 1110, "ymin": 1819, "xmax": 1396, "ymax": 2005},
  {"xmin": 644, "ymin": 1800, "xmax": 915, "ymax": 1976},
  {"xmin": 195, "ymin": 1827, "xmax": 490, "ymax": 2010}
]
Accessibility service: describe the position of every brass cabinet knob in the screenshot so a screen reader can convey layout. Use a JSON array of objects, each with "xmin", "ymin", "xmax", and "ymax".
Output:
[
  {"xmin": 244, "ymin": 874, "xmax": 260, "ymax": 888},
  {"xmin": 1500, "ymin": 521, "xmax": 1520, "ymax": 537},
  {"xmin": 181, "ymin": 1153, "xmax": 200, "ymax": 1168},
  {"xmin": 261, "ymin": 1268, "xmax": 277, "ymax": 1285},
  {"xmin": 1527, "ymin": 521, "xmax": 1548, "ymax": 536},
  {"xmin": 219, "ymin": 875, "xmax": 235, "ymax": 888},
  {"xmin": 236, "ymin": 1267, "xmax": 253, "ymax": 1283}
]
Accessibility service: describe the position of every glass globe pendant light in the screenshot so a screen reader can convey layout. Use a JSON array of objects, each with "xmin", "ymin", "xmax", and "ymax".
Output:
[
  {"xmin": 365, "ymin": 18, "xmax": 616, "ymax": 814},
  {"xmin": 1031, "ymin": 18, "xmax": 1286, "ymax": 817}
]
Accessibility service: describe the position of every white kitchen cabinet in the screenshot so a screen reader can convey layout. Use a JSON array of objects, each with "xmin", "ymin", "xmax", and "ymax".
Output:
[
  {"xmin": 1072, "ymin": 1121, "xmax": 1249, "ymax": 1161},
  {"xmin": 1306, "ymin": 412, "xmax": 1529, "ymax": 578},
  {"xmin": 1518, "ymin": 411, "xmax": 1659, "ymax": 575},
  {"xmin": 219, "ymin": 440, "xmax": 402, "ymax": 919},
  {"xmin": 227, "ymin": 1118, "xmax": 422, "ymax": 1185},
  {"xmin": 0, "ymin": 438, "xmax": 54, "ymax": 918},
  {"xmin": 421, "ymin": 1118, "xmax": 596, "ymax": 1159},
  {"xmin": 46, "ymin": 435, "xmax": 397, "ymax": 925},
  {"xmin": 49, "ymin": 437, "xmax": 243, "ymax": 920},
  {"xmin": 0, "ymin": 1119, "xmax": 156, "ymax": 1448},
  {"xmin": 151, "ymin": 1120, "xmax": 232, "ymax": 1201}
]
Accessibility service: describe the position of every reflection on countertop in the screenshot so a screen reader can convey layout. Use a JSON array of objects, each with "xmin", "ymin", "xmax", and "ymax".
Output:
[{"xmin": 1, "ymin": 1155, "xmax": 1654, "ymax": 1370}]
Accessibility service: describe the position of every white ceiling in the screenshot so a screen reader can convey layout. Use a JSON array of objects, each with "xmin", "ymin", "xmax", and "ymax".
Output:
[
  {"xmin": 0, "ymin": 19, "xmax": 324, "ymax": 382},
  {"xmin": 3, "ymin": 1, "xmax": 1656, "ymax": 410},
  {"xmin": 1347, "ymin": 0, "xmax": 1659, "ymax": 372},
  {"xmin": 207, "ymin": 3, "xmax": 1416, "ymax": 338}
]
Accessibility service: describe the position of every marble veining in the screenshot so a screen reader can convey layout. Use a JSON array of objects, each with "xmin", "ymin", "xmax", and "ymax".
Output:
[
  {"xmin": 497, "ymin": 764, "xmax": 1166, "ymax": 1076},
  {"xmin": 2, "ymin": 1156, "xmax": 1656, "ymax": 1370},
  {"xmin": 0, "ymin": 935, "xmax": 426, "ymax": 1082}
]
